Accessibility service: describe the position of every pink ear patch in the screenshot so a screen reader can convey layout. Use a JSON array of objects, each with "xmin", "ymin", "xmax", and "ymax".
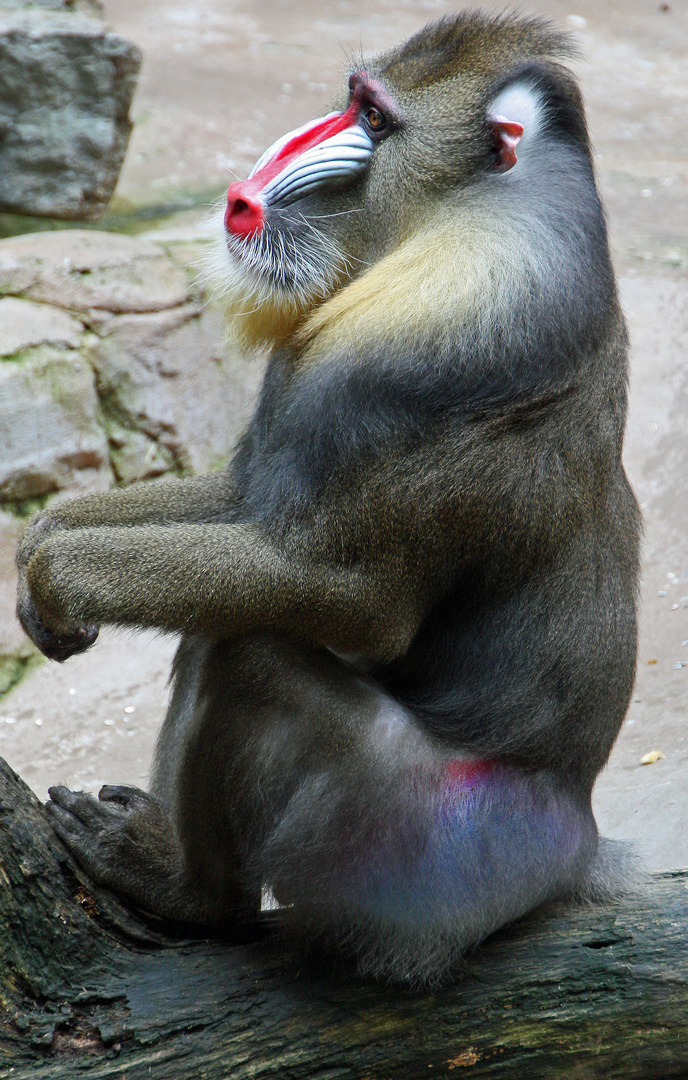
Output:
[{"xmin": 492, "ymin": 116, "xmax": 524, "ymax": 173}]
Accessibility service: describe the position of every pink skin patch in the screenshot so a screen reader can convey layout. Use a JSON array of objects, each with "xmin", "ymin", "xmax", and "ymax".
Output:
[
  {"xmin": 442, "ymin": 758, "xmax": 496, "ymax": 793},
  {"xmin": 492, "ymin": 117, "xmax": 524, "ymax": 172}
]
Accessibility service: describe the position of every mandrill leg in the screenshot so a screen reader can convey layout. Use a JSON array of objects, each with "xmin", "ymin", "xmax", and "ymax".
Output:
[
  {"xmin": 46, "ymin": 632, "xmax": 394, "ymax": 928},
  {"xmin": 49, "ymin": 632, "xmax": 596, "ymax": 983},
  {"xmin": 46, "ymin": 781, "xmax": 243, "ymax": 925}
]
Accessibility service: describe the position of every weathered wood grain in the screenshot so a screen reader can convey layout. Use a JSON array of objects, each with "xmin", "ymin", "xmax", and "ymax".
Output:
[{"xmin": 1, "ymin": 758, "xmax": 686, "ymax": 1080}]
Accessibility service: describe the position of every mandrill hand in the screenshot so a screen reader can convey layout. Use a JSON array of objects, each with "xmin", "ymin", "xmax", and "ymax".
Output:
[{"xmin": 16, "ymin": 516, "xmax": 99, "ymax": 662}]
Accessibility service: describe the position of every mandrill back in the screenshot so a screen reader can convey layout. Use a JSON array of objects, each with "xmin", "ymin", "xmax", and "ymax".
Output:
[{"xmin": 22, "ymin": 12, "xmax": 640, "ymax": 984}]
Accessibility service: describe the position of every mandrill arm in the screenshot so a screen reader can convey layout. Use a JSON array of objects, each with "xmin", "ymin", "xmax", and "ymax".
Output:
[
  {"xmin": 16, "ymin": 471, "xmax": 241, "ymax": 660},
  {"xmin": 18, "ymin": 401, "xmax": 592, "ymax": 665},
  {"xmin": 20, "ymin": 520, "xmax": 421, "ymax": 663}
]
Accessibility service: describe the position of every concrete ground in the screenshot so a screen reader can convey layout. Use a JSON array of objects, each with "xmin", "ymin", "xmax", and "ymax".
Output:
[{"xmin": 1, "ymin": 0, "xmax": 686, "ymax": 872}]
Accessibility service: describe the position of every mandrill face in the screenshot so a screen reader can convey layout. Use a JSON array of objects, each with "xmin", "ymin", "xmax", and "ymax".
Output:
[
  {"xmin": 216, "ymin": 69, "xmax": 402, "ymax": 342},
  {"xmin": 211, "ymin": 14, "xmax": 593, "ymax": 356},
  {"xmin": 213, "ymin": 39, "xmax": 542, "ymax": 347}
]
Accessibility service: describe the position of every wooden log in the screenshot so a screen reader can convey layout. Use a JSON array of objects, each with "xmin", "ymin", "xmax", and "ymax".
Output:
[{"xmin": 1, "ymin": 756, "xmax": 686, "ymax": 1080}]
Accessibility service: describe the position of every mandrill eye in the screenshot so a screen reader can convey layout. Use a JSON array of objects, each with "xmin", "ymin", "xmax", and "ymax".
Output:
[{"xmin": 364, "ymin": 106, "xmax": 386, "ymax": 133}]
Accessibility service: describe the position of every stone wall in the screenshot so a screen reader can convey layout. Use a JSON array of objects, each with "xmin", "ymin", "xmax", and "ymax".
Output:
[{"xmin": 0, "ymin": 229, "xmax": 263, "ymax": 693}]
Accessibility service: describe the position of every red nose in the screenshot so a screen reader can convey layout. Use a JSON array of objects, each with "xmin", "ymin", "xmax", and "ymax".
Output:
[{"xmin": 224, "ymin": 182, "xmax": 264, "ymax": 239}]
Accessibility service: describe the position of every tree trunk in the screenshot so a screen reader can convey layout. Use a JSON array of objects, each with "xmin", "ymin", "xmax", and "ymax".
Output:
[{"xmin": 0, "ymin": 758, "xmax": 686, "ymax": 1080}]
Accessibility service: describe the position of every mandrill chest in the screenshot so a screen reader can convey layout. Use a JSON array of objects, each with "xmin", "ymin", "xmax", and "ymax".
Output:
[{"xmin": 231, "ymin": 344, "xmax": 417, "ymax": 521}]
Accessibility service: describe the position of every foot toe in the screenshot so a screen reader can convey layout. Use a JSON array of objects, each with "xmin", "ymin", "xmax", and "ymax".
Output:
[
  {"xmin": 45, "ymin": 798, "xmax": 89, "ymax": 846},
  {"xmin": 99, "ymin": 785, "xmax": 148, "ymax": 809},
  {"xmin": 48, "ymin": 785, "xmax": 118, "ymax": 826}
]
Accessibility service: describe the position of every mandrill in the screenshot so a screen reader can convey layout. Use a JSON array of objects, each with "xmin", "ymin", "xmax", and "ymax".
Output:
[{"xmin": 17, "ymin": 12, "xmax": 640, "ymax": 985}]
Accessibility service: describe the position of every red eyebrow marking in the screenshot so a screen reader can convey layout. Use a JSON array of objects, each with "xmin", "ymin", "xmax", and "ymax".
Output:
[{"xmin": 349, "ymin": 70, "xmax": 398, "ymax": 121}]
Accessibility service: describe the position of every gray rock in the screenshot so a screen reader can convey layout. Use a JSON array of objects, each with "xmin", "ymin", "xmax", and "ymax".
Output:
[
  {"xmin": 0, "ymin": 4, "xmax": 141, "ymax": 219},
  {"xmin": 0, "ymin": 510, "xmax": 34, "ymax": 695},
  {"xmin": 1, "ymin": 2, "xmax": 102, "ymax": 11},
  {"xmin": 0, "ymin": 227, "xmax": 262, "ymax": 493},
  {"xmin": 0, "ymin": 296, "xmax": 83, "ymax": 356},
  {"xmin": 0, "ymin": 230, "xmax": 190, "ymax": 313},
  {"xmin": 0, "ymin": 346, "xmax": 111, "ymax": 500},
  {"xmin": 88, "ymin": 303, "xmax": 263, "ymax": 482}
]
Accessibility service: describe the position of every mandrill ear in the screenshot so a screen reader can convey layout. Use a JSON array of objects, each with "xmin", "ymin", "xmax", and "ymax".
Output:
[
  {"xmin": 491, "ymin": 116, "xmax": 524, "ymax": 172},
  {"xmin": 488, "ymin": 81, "xmax": 541, "ymax": 172}
]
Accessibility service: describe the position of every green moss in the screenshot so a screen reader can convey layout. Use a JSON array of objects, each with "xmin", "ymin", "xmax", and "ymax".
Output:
[
  {"xmin": 1, "ymin": 494, "xmax": 52, "ymax": 519},
  {"xmin": 0, "ymin": 652, "xmax": 41, "ymax": 698},
  {"xmin": 0, "ymin": 347, "xmax": 34, "ymax": 364},
  {"xmin": 94, "ymin": 395, "xmax": 180, "ymax": 484},
  {"xmin": 0, "ymin": 344, "xmax": 82, "ymax": 366}
]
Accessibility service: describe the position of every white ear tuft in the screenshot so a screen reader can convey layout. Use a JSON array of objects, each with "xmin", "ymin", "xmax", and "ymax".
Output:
[{"xmin": 488, "ymin": 82, "xmax": 543, "ymax": 146}]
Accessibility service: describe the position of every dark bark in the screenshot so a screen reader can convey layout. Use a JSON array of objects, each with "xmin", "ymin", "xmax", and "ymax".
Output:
[{"xmin": 0, "ymin": 757, "xmax": 686, "ymax": 1080}]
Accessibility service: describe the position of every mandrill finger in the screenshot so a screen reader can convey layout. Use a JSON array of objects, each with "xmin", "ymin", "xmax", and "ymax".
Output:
[
  {"xmin": 45, "ymin": 800, "xmax": 89, "ymax": 849},
  {"xmin": 40, "ymin": 623, "xmax": 99, "ymax": 663},
  {"xmin": 17, "ymin": 587, "xmax": 98, "ymax": 662},
  {"xmin": 16, "ymin": 555, "xmax": 99, "ymax": 662}
]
